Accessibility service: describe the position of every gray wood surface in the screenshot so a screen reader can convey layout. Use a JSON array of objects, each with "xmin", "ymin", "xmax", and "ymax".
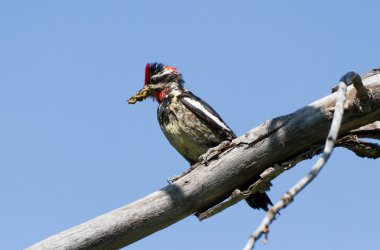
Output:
[{"xmin": 27, "ymin": 70, "xmax": 380, "ymax": 250}]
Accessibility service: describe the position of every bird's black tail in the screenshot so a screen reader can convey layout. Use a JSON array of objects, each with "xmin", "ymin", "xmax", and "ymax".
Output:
[{"xmin": 245, "ymin": 192, "xmax": 273, "ymax": 211}]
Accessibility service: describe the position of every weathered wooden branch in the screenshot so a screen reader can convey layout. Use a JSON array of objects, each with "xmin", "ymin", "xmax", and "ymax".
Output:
[
  {"xmin": 244, "ymin": 71, "xmax": 356, "ymax": 250},
  {"xmin": 348, "ymin": 121, "xmax": 380, "ymax": 140},
  {"xmin": 27, "ymin": 69, "xmax": 380, "ymax": 250}
]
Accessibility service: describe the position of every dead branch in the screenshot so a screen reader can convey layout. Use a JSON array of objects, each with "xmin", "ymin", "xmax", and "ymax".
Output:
[
  {"xmin": 27, "ymin": 69, "xmax": 380, "ymax": 250},
  {"xmin": 243, "ymin": 71, "xmax": 354, "ymax": 250}
]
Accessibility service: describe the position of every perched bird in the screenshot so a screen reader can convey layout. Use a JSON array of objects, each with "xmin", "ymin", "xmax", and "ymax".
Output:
[{"xmin": 129, "ymin": 62, "xmax": 272, "ymax": 211}]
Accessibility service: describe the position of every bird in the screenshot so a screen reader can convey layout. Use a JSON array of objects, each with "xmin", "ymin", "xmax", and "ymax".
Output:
[{"xmin": 128, "ymin": 62, "xmax": 272, "ymax": 211}]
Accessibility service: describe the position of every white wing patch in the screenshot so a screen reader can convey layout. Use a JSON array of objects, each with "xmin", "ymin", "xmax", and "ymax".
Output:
[{"xmin": 182, "ymin": 97, "xmax": 230, "ymax": 131}]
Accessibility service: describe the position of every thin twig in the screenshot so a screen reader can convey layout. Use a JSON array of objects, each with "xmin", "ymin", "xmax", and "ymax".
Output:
[{"xmin": 243, "ymin": 73, "xmax": 351, "ymax": 250}]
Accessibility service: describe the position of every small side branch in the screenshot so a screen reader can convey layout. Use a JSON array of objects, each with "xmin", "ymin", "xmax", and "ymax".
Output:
[
  {"xmin": 243, "ymin": 73, "xmax": 350, "ymax": 250},
  {"xmin": 196, "ymin": 146, "xmax": 321, "ymax": 220},
  {"xmin": 349, "ymin": 121, "xmax": 380, "ymax": 140},
  {"xmin": 337, "ymin": 135, "xmax": 380, "ymax": 159},
  {"xmin": 348, "ymin": 71, "xmax": 370, "ymax": 102},
  {"xmin": 196, "ymin": 166, "xmax": 282, "ymax": 220}
]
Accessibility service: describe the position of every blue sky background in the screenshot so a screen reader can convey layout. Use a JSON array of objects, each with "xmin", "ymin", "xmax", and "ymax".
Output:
[{"xmin": 1, "ymin": 1, "xmax": 379, "ymax": 249}]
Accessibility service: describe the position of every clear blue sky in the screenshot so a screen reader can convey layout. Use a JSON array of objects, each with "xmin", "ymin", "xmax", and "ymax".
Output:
[{"xmin": 1, "ymin": 1, "xmax": 379, "ymax": 250}]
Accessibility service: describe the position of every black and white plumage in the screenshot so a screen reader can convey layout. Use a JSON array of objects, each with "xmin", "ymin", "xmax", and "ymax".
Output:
[
  {"xmin": 139, "ymin": 62, "xmax": 273, "ymax": 211},
  {"xmin": 158, "ymin": 89, "xmax": 235, "ymax": 164}
]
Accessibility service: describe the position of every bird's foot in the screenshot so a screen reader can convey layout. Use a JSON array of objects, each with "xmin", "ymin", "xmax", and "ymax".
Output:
[
  {"xmin": 199, "ymin": 141, "xmax": 235, "ymax": 166},
  {"xmin": 167, "ymin": 175, "xmax": 181, "ymax": 184}
]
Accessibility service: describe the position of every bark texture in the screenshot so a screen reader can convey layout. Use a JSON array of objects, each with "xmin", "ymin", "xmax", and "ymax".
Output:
[{"xmin": 27, "ymin": 69, "xmax": 380, "ymax": 250}]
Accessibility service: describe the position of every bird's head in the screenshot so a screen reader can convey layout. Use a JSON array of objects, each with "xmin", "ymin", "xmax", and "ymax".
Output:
[{"xmin": 128, "ymin": 63, "xmax": 184, "ymax": 104}]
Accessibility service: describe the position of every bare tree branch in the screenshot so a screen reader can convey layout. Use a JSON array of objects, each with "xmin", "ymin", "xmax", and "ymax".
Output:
[
  {"xmin": 348, "ymin": 121, "xmax": 380, "ymax": 140},
  {"xmin": 337, "ymin": 135, "xmax": 380, "ymax": 158},
  {"xmin": 27, "ymin": 69, "xmax": 380, "ymax": 250},
  {"xmin": 243, "ymin": 71, "xmax": 359, "ymax": 250}
]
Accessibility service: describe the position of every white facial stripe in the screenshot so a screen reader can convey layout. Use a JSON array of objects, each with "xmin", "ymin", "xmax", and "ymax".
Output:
[
  {"xmin": 183, "ymin": 97, "xmax": 230, "ymax": 131},
  {"xmin": 154, "ymin": 69, "xmax": 175, "ymax": 78}
]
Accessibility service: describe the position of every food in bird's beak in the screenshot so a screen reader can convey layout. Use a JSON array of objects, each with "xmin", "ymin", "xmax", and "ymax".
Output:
[{"xmin": 128, "ymin": 86, "xmax": 150, "ymax": 104}]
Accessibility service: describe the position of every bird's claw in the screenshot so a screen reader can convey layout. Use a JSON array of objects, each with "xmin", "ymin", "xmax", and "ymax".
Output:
[
  {"xmin": 199, "ymin": 141, "xmax": 234, "ymax": 166},
  {"xmin": 167, "ymin": 175, "xmax": 181, "ymax": 184}
]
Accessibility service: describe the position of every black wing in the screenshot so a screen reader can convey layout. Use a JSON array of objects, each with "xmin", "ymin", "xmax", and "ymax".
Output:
[{"xmin": 179, "ymin": 91, "xmax": 237, "ymax": 141}]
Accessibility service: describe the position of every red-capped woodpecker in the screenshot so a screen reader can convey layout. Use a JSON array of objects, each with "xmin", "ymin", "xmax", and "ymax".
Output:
[{"xmin": 129, "ymin": 62, "xmax": 272, "ymax": 211}]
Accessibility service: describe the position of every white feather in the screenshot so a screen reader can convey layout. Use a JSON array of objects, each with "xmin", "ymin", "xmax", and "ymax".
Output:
[{"xmin": 182, "ymin": 97, "xmax": 230, "ymax": 131}]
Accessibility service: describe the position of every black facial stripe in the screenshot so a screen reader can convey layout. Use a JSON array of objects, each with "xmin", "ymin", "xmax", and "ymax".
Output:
[{"xmin": 151, "ymin": 73, "xmax": 182, "ymax": 84}]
